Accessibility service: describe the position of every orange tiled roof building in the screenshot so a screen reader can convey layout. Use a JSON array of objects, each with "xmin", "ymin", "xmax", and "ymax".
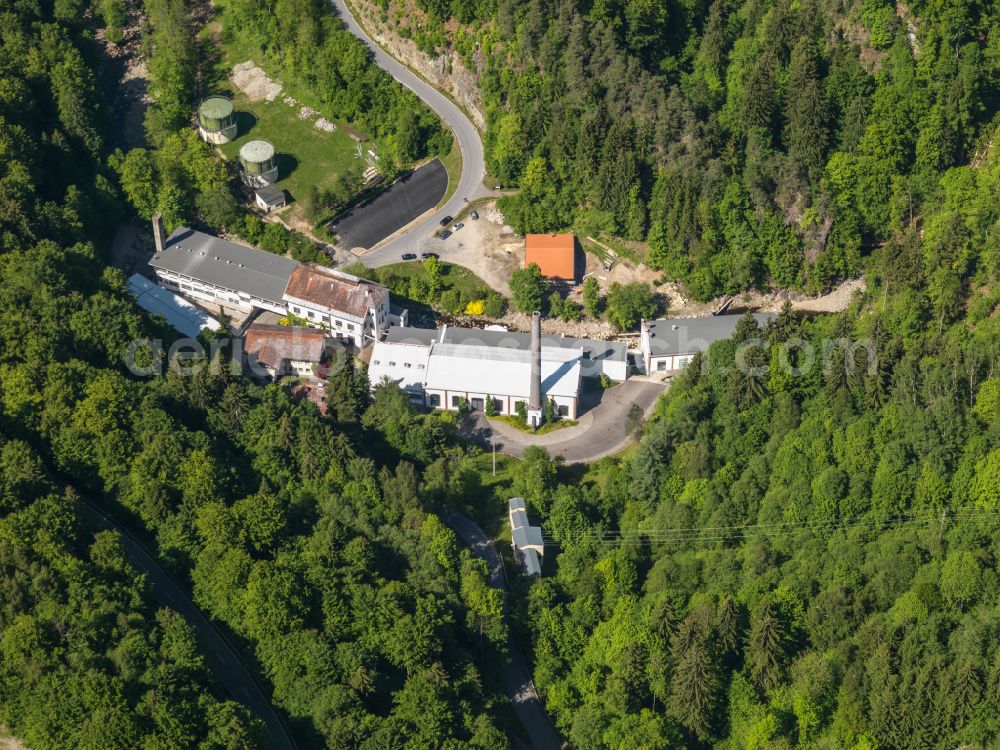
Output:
[{"xmin": 524, "ymin": 233, "xmax": 581, "ymax": 282}]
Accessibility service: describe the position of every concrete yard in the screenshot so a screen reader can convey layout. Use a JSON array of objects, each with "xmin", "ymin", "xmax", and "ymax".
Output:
[{"xmin": 467, "ymin": 378, "xmax": 669, "ymax": 463}]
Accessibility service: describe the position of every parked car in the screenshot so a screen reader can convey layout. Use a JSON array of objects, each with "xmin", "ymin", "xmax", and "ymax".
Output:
[
  {"xmin": 439, "ymin": 216, "xmax": 453, "ymax": 226},
  {"xmin": 452, "ymin": 222, "xmax": 464, "ymax": 231},
  {"xmin": 470, "ymin": 210, "xmax": 479, "ymax": 220},
  {"xmin": 438, "ymin": 229, "xmax": 452, "ymax": 239},
  {"xmin": 421, "ymin": 251, "xmax": 440, "ymax": 259},
  {"xmin": 401, "ymin": 252, "xmax": 417, "ymax": 260}
]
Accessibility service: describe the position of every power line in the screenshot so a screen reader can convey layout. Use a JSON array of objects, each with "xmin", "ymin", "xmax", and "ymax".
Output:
[{"xmin": 540, "ymin": 508, "xmax": 1000, "ymax": 546}]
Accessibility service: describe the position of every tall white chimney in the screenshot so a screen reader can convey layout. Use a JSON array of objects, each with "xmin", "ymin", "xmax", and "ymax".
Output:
[{"xmin": 527, "ymin": 311, "xmax": 543, "ymax": 428}]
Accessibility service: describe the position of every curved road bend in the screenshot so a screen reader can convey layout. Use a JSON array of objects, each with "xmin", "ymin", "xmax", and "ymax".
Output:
[
  {"xmin": 443, "ymin": 511, "xmax": 564, "ymax": 750},
  {"xmin": 328, "ymin": 0, "xmax": 490, "ymax": 265},
  {"xmin": 78, "ymin": 500, "xmax": 296, "ymax": 750}
]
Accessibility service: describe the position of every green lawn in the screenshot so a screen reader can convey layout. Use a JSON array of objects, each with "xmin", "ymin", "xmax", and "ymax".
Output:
[
  {"xmin": 217, "ymin": 92, "xmax": 360, "ymax": 214},
  {"xmin": 372, "ymin": 260, "xmax": 494, "ymax": 300},
  {"xmin": 203, "ymin": 5, "xmax": 364, "ymax": 225}
]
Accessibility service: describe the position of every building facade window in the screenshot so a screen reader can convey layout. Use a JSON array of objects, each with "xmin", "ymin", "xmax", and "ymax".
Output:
[
  {"xmin": 451, "ymin": 395, "xmax": 461, "ymax": 408},
  {"xmin": 428, "ymin": 394, "xmax": 441, "ymax": 407}
]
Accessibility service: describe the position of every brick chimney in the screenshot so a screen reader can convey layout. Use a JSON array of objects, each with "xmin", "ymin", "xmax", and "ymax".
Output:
[{"xmin": 152, "ymin": 212, "xmax": 166, "ymax": 256}]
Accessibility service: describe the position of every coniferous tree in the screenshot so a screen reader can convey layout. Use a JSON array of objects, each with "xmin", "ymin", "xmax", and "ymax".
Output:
[
  {"xmin": 715, "ymin": 596, "xmax": 743, "ymax": 659},
  {"xmin": 748, "ymin": 600, "xmax": 786, "ymax": 693},
  {"xmin": 784, "ymin": 37, "xmax": 828, "ymax": 179},
  {"xmin": 668, "ymin": 607, "xmax": 720, "ymax": 740},
  {"xmin": 326, "ymin": 350, "xmax": 369, "ymax": 424},
  {"xmin": 741, "ymin": 52, "xmax": 778, "ymax": 137}
]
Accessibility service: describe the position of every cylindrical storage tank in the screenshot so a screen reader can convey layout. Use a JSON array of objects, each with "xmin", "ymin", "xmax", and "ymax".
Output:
[
  {"xmin": 197, "ymin": 96, "xmax": 237, "ymax": 144},
  {"xmin": 238, "ymin": 139, "xmax": 278, "ymax": 186}
]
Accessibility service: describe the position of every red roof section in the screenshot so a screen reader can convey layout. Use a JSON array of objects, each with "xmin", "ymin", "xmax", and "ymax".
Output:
[
  {"xmin": 244, "ymin": 324, "xmax": 326, "ymax": 368},
  {"xmin": 525, "ymin": 234, "xmax": 577, "ymax": 280},
  {"xmin": 283, "ymin": 263, "xmax": 387, "ymax": 318}
]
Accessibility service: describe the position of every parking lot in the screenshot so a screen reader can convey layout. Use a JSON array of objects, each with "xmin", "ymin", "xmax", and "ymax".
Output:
[{"xmin": 329, "ymin": 158, "xmax": 447, "ymax": 253}]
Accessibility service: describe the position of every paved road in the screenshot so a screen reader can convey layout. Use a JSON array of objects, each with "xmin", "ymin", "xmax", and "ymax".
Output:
[
  {"xmin": 442, "ymin": 512, "xmax": 564, "ymax": 750},
  {"xmin": 78, "ymin": 500, "xmax": 296, "ymax": 750},
  {"xmin": 471, "ymin": 379, "xmax": 668, "ymax": 463},
  {"xmin": 329, "ymin": 0, "xmax": 490, "ymax": 266},
  {"xmin": 330, "ymin": 158, "xmax": 447, "ymax": 252}
]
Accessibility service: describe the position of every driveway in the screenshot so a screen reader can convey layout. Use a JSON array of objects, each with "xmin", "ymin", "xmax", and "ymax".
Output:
[
  {"xmin": 469, "ymin": 380, "xmax": 668, "ymax": 463},
  {"xmin": 330, "ymin": 158, "xmax": 447, "ymax": 253},
  {"xmin": 328, "ymin": 0, "xmax": 490, "ymax": 265},
  {"xmin": 442, "ymin": 511, "xmax": 564, "ymax": 750},
  {"xmin": 78, "ymin": 500, "xmax": 296, "ymax": 750}
]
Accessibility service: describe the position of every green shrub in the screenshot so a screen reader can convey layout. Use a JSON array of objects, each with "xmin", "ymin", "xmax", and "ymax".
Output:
[{"xmin": 484, "ymin": 292, "xmax": 507, "ymax": 317}]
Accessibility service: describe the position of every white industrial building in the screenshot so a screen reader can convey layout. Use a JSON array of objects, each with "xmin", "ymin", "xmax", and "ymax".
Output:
[
  {"xmin": 509, "ymin": 498, "xmax": 543, "ymax": 576},
  {"xmin": 368, "ymin": 319, "xmax": 629, "ymax": 419},
  {"xmin": 639, "ymin": 313, "xmax": 774, "ymax": 374},
  {"xmin": 149, "ymin": 225, "xmax": 296, "ymax": 315},
  {"xmin": 423, "ymin": 342, "xmax": 581, "ymax": 418},
  {"xmin": 366, "ymin": 329, "xmax": 435, "ymax": 402},
  {"xmin": 148, "ymin": 218, "xmax": 404, "ymax": 346}
]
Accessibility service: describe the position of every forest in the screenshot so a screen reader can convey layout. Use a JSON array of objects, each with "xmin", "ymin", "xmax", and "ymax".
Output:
[
  {"xmin": 1, "ymin": 0, "xmax": 999, "ymax": 745},
  {"xmin": 0, "ymin": 0, "xmax": 511, "ymax": 747},
  {"xmin": 392, "ymin": 0, "xmax": 996, "ymax": 299}
]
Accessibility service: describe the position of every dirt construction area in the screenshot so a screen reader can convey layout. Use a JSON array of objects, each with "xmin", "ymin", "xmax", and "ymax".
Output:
[
  {"xmin": 434, "ymin": 199, "xmax": 864, "ymax": 338},
  {"xmin": 436, "ymin": 203, "xmax": 522, "ymax": 295}
]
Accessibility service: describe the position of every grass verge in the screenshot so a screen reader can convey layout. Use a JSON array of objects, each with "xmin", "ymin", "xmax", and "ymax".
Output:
[
  {"xmin": 437, "ymin": 132, "xmax": 463, "ymax": 206},
  {"xmin": 489, "ymin": 415, "xmax": 579, "ymax": 435}
]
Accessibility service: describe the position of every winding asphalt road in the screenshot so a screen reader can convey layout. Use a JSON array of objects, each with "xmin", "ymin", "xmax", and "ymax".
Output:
[
  {"xmin": 443, "ymin": 511, "xmax": 564, "ymax": 750},
  {"xmin": 79, "ymin": 500, "xmax": 296, "ymax": 750},
  {"xmin": 329, "ymin": 0, "xmax": 490, "ymax": 265},
  {"xmin": 310, "ymin": 7, "xmax": 561, "ymax": 746}
]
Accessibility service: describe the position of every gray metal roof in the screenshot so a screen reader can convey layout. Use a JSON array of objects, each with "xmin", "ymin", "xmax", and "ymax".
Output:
[
  {"xmin": 385, "ymin": 326, "xmax": 441, "ymax": 346},
  {"xmin": 508, "ymin": 497, "xmax": 526, "ymax": 512},
  {"xmin": 645, "ymin": 313, "xmax": 774, "ymax": 357},
  {"xmin": 512, "ymin": 525, "xmax": 544, "ymax": 550},
  {"xmin": 444, "ymin": 326, "xmax": 627, "ymax": 363},
  {"xmin": 510, "ymin": 509, "xmax": 530, "ymax": 531},
  {"xmin": 255, "ymin": 184, "xmax": 285, "ymax": 203},
  {"xmin": 150, "ymin": 228, "xmax": 298, "ymax": 304},
  {"xmin": 523, "ymin": 548, "xmax": 542, "ymax": 576},
  {"xmin": 128, "ymin": 274, "xmax": 221, "ymax": 337},
  {"xmin": 383, "ymin": 324, "xmax": 626, "ymax": 363}
]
